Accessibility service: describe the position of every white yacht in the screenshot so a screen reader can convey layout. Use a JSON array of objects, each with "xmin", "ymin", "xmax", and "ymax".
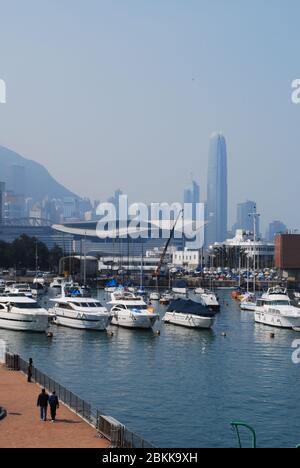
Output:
[
  {"xmin": 5, "ymin": 283, "xmax": 33, "ymax": 298},
  {"xmin": 194, "ymin": 287, "xmax": 205, "ymax": 295},
  {"xmin": 109, "ymin": 290, "xmax": 159, "ymax": 329},
  {"xmin": 255, "ymin": 287, "xmax": 300, "ymax": 330},
  {"xmin": 0, "ymin": 294, "xmax": 49, "ymax": 332},
  {"xmin": 163, "ymin": 299, "xmax": 216, "ymax": 329},
  {"xmin": 50, "ymin": 290, "xmax": 111, "ymax": 331}
]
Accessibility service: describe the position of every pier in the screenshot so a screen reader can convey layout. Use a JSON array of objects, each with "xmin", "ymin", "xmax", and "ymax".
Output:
[{"xmin": 0, "ymin": 364, "xmax": 110, "ymax": 448}]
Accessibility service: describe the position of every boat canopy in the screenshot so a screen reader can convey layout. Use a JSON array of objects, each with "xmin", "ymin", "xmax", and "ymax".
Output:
[
  {"xmin": 167, "ymin": 299, "xmax": 216, "ymax": 317},
  {"xmin": 173, "ymin": 280, "xmax": 187, "ymax": 288},
  {"xmin": 106, "ymin": 279, "xmax": 118, "ymax": 287}
]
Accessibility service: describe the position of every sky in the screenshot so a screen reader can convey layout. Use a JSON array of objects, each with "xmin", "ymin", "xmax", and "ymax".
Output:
[{"xmin": 0, "ymin": 0, "xmax": 300, "ymax": 232}]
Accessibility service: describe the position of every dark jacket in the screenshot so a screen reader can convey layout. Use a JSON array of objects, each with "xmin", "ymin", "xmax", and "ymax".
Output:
[
  {"xmin": 37, "ymin": 393, "xmax": 49, "ymax": 408},
  {"xmin": 49, "ymin": 394, "xmax": 59, "ymax": 409}
]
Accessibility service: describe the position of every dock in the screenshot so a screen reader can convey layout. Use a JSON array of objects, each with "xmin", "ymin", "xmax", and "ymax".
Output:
[{"xmin": 0, "ymin": 365, "xmax": 110, "ymax": 448}]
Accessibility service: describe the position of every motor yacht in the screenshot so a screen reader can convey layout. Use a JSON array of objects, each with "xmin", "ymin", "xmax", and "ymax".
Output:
[
  {"xmin": 0, "ymin": 293, "xmax": 49, "ymax": 332},
  {"xmin": 109, "ymin": 290, "xmax": 159, "ymax": 329},
  {"xmin": 255, "ymin": 287, "xmax": 300, "ymax": 330},
  {"xmin": 163, "ymin": 298, "xmax": 216, "ymax": 329}
]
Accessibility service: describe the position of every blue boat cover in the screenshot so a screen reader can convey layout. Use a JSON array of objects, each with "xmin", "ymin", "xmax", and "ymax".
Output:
[
  {"xmin": 167, "ymin": 299, "xmax": 216, "ymax": 317},
  {"xmin": 106, "ymin": 279, "xmax": 118, "ymax": 287},
  {"xmin": 173, "ymin": 280, "xmax": 188, "ymax": 288}
]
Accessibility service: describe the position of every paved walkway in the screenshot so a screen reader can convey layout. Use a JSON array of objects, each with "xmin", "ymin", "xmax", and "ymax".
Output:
[{"xmin": 0, "ymin": 365, "xmax": 110, "ymax": 448}]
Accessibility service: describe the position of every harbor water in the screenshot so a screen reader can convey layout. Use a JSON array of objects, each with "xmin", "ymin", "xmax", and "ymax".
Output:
[{"xmin": 0, "ymin": 290, "xmax": 299, "ymax": 448}]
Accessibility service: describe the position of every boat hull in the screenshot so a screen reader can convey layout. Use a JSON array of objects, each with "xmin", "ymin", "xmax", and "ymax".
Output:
[
  {"xmin": 111, "ymin": 312, "xmax": 158, "ymax": 329},
  {"xmin": 53, "ymin": 312, "xmax": 110, "ymax": 330},
  {"xmin": 255, "ymin": 310, "xmax": 300, "ymax": 330},
  {"xmin": 163, "ymin": 312, "xmax": 214, "ymax": 329},
  {"xmin": 0, "ymin": 312, "xmax": 49, "ymax": 332}
]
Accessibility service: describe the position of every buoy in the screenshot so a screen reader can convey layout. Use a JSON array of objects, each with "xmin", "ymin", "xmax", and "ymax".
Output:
[
  {"xmin": 221, "ymin": 332, "xmax": 227, "ymax": 337},
  {"xmin": 156, "ymin": 330, "xmax": 161, "ymax": 336},
  {"xmin": 107, "ymin": 331, "xmax": 114, "ymax": 337},
  {"xmin": 46, "ymin": 332, "xmax": 53, "ymax": 338},
  {"xmin": 270, "ymin": 333, "xmax": 275, "ymax": 339}
]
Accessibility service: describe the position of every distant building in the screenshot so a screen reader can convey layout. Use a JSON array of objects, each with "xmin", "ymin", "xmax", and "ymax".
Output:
[
  {"xmin": 63, "ymin": 197, "xmax": 78, "ymax": 220},
  {"xmin": 184, "ymin": 180, "xmax": 200, "ymax": 221},
  {"xmin": 0, "ymin": 182, "xmax": 5, "ymax": 224},
  {"xmin": 275, "ymin": 234, "xmax": 300, "ymax": 280},
  {"xmin": 172, "ymin": 248, "xmax": 200, "ymax": 269},
  {"xmin": 233, "ymin": 201, "xmax": 260, "ymax": 235},
  {"xmin": 210, "ymin": 229, "xmax": 274, "ymax": 269},
  {"xmin": 267, "ymin": 220, "xmax": 287, "ymax": 241},
  {"xmin": 206, "ymin": 132, "xmax": 228, "ymax": 246},
  {"xmin": 11, "ymin": 165, "xmax": 26, "ymax": 196}
]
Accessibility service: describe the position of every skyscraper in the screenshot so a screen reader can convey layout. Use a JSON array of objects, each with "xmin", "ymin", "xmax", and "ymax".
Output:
[
  {"xmin": 206, "ymin": 132, "xmax": 228, "ymax": 246},
  {"xmin": 184, "ymin": 180, "xmax": 200, "ymax": 221},
  {"xmin": 267, "ymin": 220, "xmax": 287, "ymax": 241},
  {"xmin": 233, "ymin": 200, "xmax": 260, "ymax": 234}
]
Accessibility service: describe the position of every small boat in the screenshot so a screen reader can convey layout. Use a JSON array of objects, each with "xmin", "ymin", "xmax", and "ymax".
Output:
[
  {"xmin": 240, "ymin": 293, "xmax": 257, "ymax": 311},
  {"xmin": 160, "ymin": 291, "xmax": 174, "ymax": 305},
  {"xmin": 194, "ymin": 287, "xmax": 205, "ymax": 295},
  {"xmin": 199, "ymin": 291, "xmax": 220, "ymax": 311},
  {"xmin": 163, "ymin": 298, "xmax": 216, "ymax": 329},
  {"xmin": 109, "ymin": 290, "xmax": 159, "ymax": 329},
  {"xmin": 255, "ymin": 287, "xmax": 300, "ymax": 330},
  {"xmin": 0, "ymin": 293, "xmax": 49, "ymax": 332},
  {"xmin": 105, "ymin": 279, "xmax": 118, "ymax": 293},
  {"xmin": 172, "ymin": 280, "xmax": 188, "ymax": 296},
  {"xmin": 149, "ymin": 292, "xmax": 160, "ymax": 301}
]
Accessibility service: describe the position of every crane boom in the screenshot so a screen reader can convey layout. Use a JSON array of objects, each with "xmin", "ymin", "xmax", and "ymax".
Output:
[{"xmin": 155, "ymin": 210, "xmax": 183, "ymax": 279}]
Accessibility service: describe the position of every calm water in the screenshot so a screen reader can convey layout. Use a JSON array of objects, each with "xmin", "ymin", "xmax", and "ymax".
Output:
[{"xmin": 0, "ymin": 290, "xmax": 299, "ymax": 448}]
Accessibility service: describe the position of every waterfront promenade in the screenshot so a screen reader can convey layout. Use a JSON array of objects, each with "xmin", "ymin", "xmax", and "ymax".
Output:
[{"xmin": 0, "ymin": 365, "xmax": 110, "ymax": 448}]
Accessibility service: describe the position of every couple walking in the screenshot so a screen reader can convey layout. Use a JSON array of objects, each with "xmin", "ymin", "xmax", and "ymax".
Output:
[{"xmin": 37, "ymin": 389, "xmax": 59, "ymax": 423}]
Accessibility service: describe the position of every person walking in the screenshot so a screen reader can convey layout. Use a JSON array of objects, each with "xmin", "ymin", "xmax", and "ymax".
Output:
[
  {"xmin": 37, "ymin": 389, "xmax": 49, "ymax": 421},
  {"xmin": 49, "ymin": 391, "xmax": 59, "ymax": 423},
  {"xmin": 27, "ymin": 358, "xmax": 33, "ymax": 383}
]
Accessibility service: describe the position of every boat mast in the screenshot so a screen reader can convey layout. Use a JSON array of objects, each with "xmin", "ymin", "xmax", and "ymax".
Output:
[{"xmin": 249, "ymin": 206, "xmax": 260, "ymax": 295}]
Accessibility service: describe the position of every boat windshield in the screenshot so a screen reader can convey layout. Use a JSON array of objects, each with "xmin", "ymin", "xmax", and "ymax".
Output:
[
  {"xmin": 268, "ymin": 300, "xmax": 290, "ymax": 306},
  {"xmin": 10, "ymin": 302, "xmax": 40, "ymax": 309},
  {"xmin": 71, "ymin": 302, "xmax": 103, "ymax": 308}
]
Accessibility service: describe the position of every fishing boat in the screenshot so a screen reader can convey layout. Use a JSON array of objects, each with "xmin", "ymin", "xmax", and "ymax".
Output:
[
  {"xmin": 109, "ymin": 290, "xmax": 159, "ymax": 329},
  {"xmin": 255, "ymin": 287, "xmax": 300, "ymax": 330},
  {"xmin": 0, "ymin": 293, "xmax": 49, "ymax": 332},
  {"xmin": 163, "ymin": 298, "xmax": 216, "ymax": 329}
]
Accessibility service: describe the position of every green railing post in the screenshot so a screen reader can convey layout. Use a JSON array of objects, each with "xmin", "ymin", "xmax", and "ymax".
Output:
[{"xmin": 231, "ymin": 421, "xmax": 257, "ymax": 448}]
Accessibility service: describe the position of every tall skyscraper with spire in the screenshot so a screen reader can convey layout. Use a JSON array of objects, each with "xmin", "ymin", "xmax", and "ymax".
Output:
[{"xmin": 206, "ymin": 132, "xmax": 228, "ymax": 246}]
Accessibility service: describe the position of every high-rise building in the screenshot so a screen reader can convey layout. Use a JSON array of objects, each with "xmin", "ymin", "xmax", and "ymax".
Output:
[
  {"xmin": 0, "ymin": 182, "xmax": 5, "ymax": 224},
  {"xmin": 233, "ymin": 200, "xmax": 260, "ymax": 234},
  {"xmin": 206, "ymin": 132, "xmax": 228, "ymax": 246},
  {"xmin": 184, "ymin": 180, "xmax": 200, "ymax": 221},
  {"xmin": 267, "ymin": 220, "xmax": 287, "ymax": 241}
]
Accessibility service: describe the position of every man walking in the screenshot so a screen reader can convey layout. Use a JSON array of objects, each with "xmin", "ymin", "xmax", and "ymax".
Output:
[
  {"xmin": 37, "ymin": 388, "xmax": 49, "ymax": 421},
  {"xmin": 49, "ymin": 391, "xmax": 59, "ymax": 423}
]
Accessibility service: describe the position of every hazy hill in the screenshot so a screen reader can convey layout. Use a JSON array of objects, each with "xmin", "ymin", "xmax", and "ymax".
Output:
[{"xmin": 0, "ymin": 145, "xmax": 77, "ymax": 200}]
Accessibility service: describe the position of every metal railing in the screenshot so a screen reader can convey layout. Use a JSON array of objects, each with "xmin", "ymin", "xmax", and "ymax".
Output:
[{"xmin": 5, "ymin": 352, "xmax": 155, "ymax": 448}]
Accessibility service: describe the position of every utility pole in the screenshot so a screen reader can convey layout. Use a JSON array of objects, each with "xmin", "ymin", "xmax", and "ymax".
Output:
[{"xmin": 249, "ymin": 207, "xmax": 260, "ymax": 294}]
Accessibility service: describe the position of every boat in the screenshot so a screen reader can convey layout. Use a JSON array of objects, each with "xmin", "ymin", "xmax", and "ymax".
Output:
[
  {"xmin": 0, "ymin": 293, "xmax": 49, "ymax": 332},
  {"xmin": 49, "ymin": 277, "xmax": 64, "ymax": 291},
  {"xmin": 5, "ymin": 283, "xmax": 33, "ymax": 298},
  {"xmin": 109, "ymin": 290, "xmax": 159, "ymax": 329},
  {"xmin": 255, "ymin": 287, "xmax": 300, "ymax": 330},
  {"xmin": 163, "ymin": 298, "xmax": 216, "ymax": 329},
  {"xmin": 172, "ymin": 280, "xmax": 188, "ymax": 296},
  {"xmin": 194, "ymin": 287, "xmax": 205, "ymax": 295},
  {"xmin": 240, "ymin": 293, "xmax": 257, "ymax": 311},
  {"xmin": 105, "ymin": 279, "xmax": 118, "ymax": 293},
  {"xmin": 199, "ymin": 291, "xmax": 220, "ymax": 311},
  {"xmin": 49, "ymin": 287, "xmax": 111, "ymax": 330},
  {"xmin": 160, "ymin": 291, "xmax": 174, "ymax": 305},
  {"xmin": 149, "ymin": 292, "xmax": 160, "ymax": 301}
]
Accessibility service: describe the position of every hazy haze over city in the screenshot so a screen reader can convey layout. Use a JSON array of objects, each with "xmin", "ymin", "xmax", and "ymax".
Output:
[{"xmin": 0, "ymin": 0, "xmax": 300, "ymax": 231}]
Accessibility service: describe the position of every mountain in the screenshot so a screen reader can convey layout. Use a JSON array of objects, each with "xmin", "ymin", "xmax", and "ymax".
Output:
[{"xmin": 0, "ymin": 145, "xmax": 78, "ymax": 200}]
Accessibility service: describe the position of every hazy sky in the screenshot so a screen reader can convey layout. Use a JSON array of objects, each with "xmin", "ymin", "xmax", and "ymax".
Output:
[{"xmin": 0, "ymin": 0, "xmax": 300, "ymax": 231}]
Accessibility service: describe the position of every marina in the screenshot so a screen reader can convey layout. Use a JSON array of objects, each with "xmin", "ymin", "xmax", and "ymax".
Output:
[{"xmin": 1, "ymin": 288, "xmax": 300, "ymax": 448}]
